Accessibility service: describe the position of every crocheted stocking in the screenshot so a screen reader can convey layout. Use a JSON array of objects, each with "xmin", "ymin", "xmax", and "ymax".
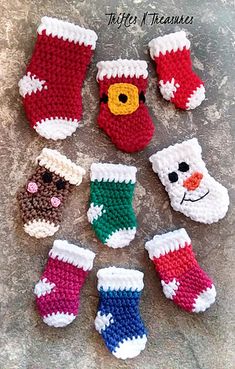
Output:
[
  {"xmin": 17, "ymin": 148, "xmax": 85, "ymax": 238},
  {"xmin": 87, "ymin": 163, "xmax": 137, "ymax": 248},
  {"xmin": 149, "ymin": 138, "xmax": 229, "ymax": 224},
  {"xmin": 149, "ymin": 31, "xmax": 205, "ymax": 110},
  {"xmin": 145, "ymin": 229, "xmax": 216, "ymax": 313},
  {"xmin": 96, "ymin": 59, "xmax": 155, "ymax": 152},
  {"xmin": 95, "ymin": 267, "xmax": 147, "ymax": 359},
  {"xmin": 34, "ymin": 240, "xmax": 95, "ymax": 327},
  {"xmin": 18, "ymin": 17, "xmax": 97, "ymax": 140}
]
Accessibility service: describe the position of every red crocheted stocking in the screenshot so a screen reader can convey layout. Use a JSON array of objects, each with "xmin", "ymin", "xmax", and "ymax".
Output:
[
  {"xmin": 19, "ymin": 17, "xmax": 97, "ymax": 140},
  {"xmin": 34, "ymin": 240, "xmax": 95, "ymax": 327},
  {"xmin": 149, "ymin": 31, "xmax": 205, "ymax": 110},
  {"xmin": 145, "ymin": 228, "xmax": 216, "ymax": 313},
  {"xmin": 96, "ymin": 59, "xmax": 155, "ymax": 153}
]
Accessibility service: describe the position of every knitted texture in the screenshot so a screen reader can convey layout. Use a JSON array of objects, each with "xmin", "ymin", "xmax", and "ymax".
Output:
[
  {"xmin": 149, "ymin": 31, "xmax": 205, "ymax": 110},
  {"xmin": 17, "ymin": 148, "xmax": 85, "ymax": 238},
  {"xmin": 145, "ymin": 229, "xmax": 216, "ymax": 313},
  {"xmin": 95, "ymin": 267, "xmax": 147, "ymax": 359},
  {"xmin": 150, "ymin": 138, "xmax": 229, "ymax": 224},
  {"xmin": 87, "ymin": 163, "xmax": 137, "ymax": 248},
  {"xmin": 96, "ymin": 59, "xmax": 155, "ymax": 152},
  {"xmin": 34, "ymin": 240, "xmax": 95, "ymax": 327},
  {"xmin": 18, "ymin": 16, "xmax": 97, "ymax": 140}
]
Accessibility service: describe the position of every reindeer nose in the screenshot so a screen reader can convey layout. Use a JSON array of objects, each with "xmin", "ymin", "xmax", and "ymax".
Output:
[{"xmin": 183, "ymin": 172, "xmax": 203, "ymax": 191}]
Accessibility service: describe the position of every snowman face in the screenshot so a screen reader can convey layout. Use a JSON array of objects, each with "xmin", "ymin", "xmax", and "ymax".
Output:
[
  {"xmin": 164, "ymin": 159, "xmax": 209, "ymax": 208},
  {"xmin": 150, "ymin": 138, "xmax": 229, "ymax": 224}
]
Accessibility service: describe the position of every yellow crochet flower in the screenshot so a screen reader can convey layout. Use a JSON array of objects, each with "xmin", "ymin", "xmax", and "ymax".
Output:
[{"xmin": 108, "ymin": 83, "xmax": 139, "ymax": 115}]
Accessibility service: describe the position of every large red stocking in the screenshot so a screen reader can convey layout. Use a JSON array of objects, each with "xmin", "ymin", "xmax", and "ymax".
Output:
[{"xmin": 19, "ymin": 17, "xmax": 97, "ymax": 140}]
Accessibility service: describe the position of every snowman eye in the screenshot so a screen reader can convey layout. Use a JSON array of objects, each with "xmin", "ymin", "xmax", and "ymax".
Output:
[
  {"xmin": 168, "ymin": 172, "xmax": 178, "ymax": 183},
  {"xmin": 178, "ymin": 162, "xmax": 190, "ymax": 172}
]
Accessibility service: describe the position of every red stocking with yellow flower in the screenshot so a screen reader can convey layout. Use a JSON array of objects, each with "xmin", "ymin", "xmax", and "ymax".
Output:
[{"xmin": 96, "ymin": 59, "xmax": 155, "ymax": 153}]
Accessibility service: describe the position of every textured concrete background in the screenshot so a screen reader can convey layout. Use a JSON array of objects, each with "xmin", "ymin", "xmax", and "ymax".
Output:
[{"xmin": 0, "ymin": 0, "xmax": 234, "ymax": 368}]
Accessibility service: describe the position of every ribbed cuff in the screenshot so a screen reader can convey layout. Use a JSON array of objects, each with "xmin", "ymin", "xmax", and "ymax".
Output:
[
  {"xmin": 96, "ymin": 59, "xmax": 148, "ymax": 80},
  {"xmin": 145, "ymin": 228, "xmax": 191, "ymax": 259},
  {"xmin": 148, "ymin": 31, "xmax": 190, "ymax": 59},
  {"xmin": 97, "ymin": 267, "xmax": 144, "ymax": 291},
  {"xmin": 50, "ymin": 240, "xmax": 95, "ymax": 271},
  {"xmin": 90, "ymin": 163, "xmax": 137, "ymax": 184},
  {"xmin": 36, "ymin": 148, "xmax": 86, "ymax": 186},
  {"xmin": 149, "ymin": 138, "xmax": 202, "ymax": 175},
  {"xmin": 37, "ymin": 16, "xmax": 98, "ymax": 50}
]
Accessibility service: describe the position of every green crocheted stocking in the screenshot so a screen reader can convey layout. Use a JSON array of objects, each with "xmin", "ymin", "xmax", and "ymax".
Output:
[{"xmin": 87, "ymin": 163, "xmax": 137, "ymax": 248}]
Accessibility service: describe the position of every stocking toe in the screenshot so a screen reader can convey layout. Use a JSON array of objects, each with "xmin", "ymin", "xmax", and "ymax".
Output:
[
  {"xmin": 186, "ymin": 84, "xmax": 205, "ymax": 110},
  {"xmin": 35, "ymin": 118, "xmax": 79, "ymax": 140},
  {"xmin": 24, "ymin": 220, "xmax": 59, "ymax": 238},
  {"xmin": 105, "ymin": 228, "xmax": 136, "ymax": 248},
  {"xmin": 43, "ymin": 312, "xmax": 76, "ymax": 327},
  {"xmin": 113, "ymin": 335, "xmax": 147, "ymax": 360},
  {"xmin": 193, "ymin": 284, "xmax": 216, "ymax": 313}
]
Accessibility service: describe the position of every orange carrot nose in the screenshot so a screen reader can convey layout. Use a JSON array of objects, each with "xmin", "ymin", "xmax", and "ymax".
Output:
[{"xmin": 183, "ymin": 172, "xmax": 203, "ymax": 191}]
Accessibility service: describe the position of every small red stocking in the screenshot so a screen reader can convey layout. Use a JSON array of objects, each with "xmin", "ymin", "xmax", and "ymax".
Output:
[
  {"xmin": 19, "ymin": 17, "xmax": 97, "ymax": 140},
  {"xmin": 96, "ymin": 59, "xmax": 155, "ymax": 153},
  {"xmin": 149, "ymin": 31, "xmax": 205, "ymax": 110},
  {"xmin": 145, "ymin": 228, "xmax": 216, "ymax": 313}
]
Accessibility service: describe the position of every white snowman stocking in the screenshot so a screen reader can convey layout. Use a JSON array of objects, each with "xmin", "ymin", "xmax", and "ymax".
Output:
[{"xmin": 150, "ymin": 138, "xmax": 229, "ymax": 224}]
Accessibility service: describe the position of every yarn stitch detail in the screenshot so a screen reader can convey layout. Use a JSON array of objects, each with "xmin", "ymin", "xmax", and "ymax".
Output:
[
  {"xmin": 145, "ymin": 228, "xmax": 216, "ymax": 313},
  {"xmin": 36, "ymin": 148, "xmax": 86, "ymax": 186},
  {"xmin": 148, "ymin": 31, "xmax": 205, "ymax": 110},
  {"xmin": 95, "ymin": 267, "xmax": 147, "ymax": 359},
  {"xmin": 18, "ymin": 149, "xmax": 85, "ymax": 238},
  {"xmin": 34, "ymin": 240, "xmax": 95, "ymax": 327},
  {"xmin": 87, "ymin": 163, "xmax": 137, "ymax": 248},
  {"xmin": 38, "ymin": 16, "xmax": 98, "ymax": 49},
  {"xmin": 97, "ymin": 59, "xmax": 148, "ymax": 80},
  {"xmin": 18, "ymin": 17, "xmax": 97, "ymax": 140},
  {"xmin": 96, "ymin": 59, "xmax": 154, "ymax": 152},
  {"xmin": 149, "ymin": 138, "xmax": 229, "ymax": 224}
]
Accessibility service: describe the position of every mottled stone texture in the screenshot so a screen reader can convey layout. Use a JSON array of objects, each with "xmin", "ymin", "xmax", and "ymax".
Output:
[{"xmin": 0, "ymin": 0, "xmax": 234, "ymax": 368}]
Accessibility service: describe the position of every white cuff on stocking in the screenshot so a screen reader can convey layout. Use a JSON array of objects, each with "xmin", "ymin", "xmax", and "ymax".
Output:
[
  {"xmin": 36, "ymin": 148, "xmax": 86, "ymax": 186},
  {"xmin": 145, "ymin": 228, "xmax": 191, "ymax": 259},
  {"xmin": 38, "ymin": 16, "xmax": 98, "ymax": 49},
  {"xmin": 149, "ymin": 31, "xmax": 190, "ymax": 59},
  {"xmin": 50, "ymin": 240, "xmax": 96, "ymax": 271},
  {"xmin": 90, "ymin": 163, "xmax": 137, "ymax": 184},
  {"xmin": 96, "ymin": 59, "xmax": 148, "ymax": 80},
  {"xmin": 97, "ymin": 267, "xmax": 144, "ymax": 292}
]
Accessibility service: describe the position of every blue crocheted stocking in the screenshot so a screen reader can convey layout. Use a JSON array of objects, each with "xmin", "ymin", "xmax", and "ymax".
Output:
[{"xmin": 95, "ymin": 267, "xmax": 147, "ymax": 359}]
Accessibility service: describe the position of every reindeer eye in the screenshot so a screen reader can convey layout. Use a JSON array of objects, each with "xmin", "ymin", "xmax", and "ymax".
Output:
[
  {"xmin": 56, "ymin": 179, "xmax": 66, "ymax": 190},
  {"xmin": 42, "ymin": 172, "xmax": 52, "ymax": 183},
  {"xmin": 178, "ymin": 162, "xmax": 189, "ymax": 172},
  {"xmin": 168, "ymin": 172, "xmax": 178, "ymax": 183}
]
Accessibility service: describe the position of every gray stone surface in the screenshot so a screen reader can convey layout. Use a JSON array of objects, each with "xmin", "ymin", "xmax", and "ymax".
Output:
[{"xmin": 0, "ymin": 0, "xmax": 234, "ymax": 368}]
